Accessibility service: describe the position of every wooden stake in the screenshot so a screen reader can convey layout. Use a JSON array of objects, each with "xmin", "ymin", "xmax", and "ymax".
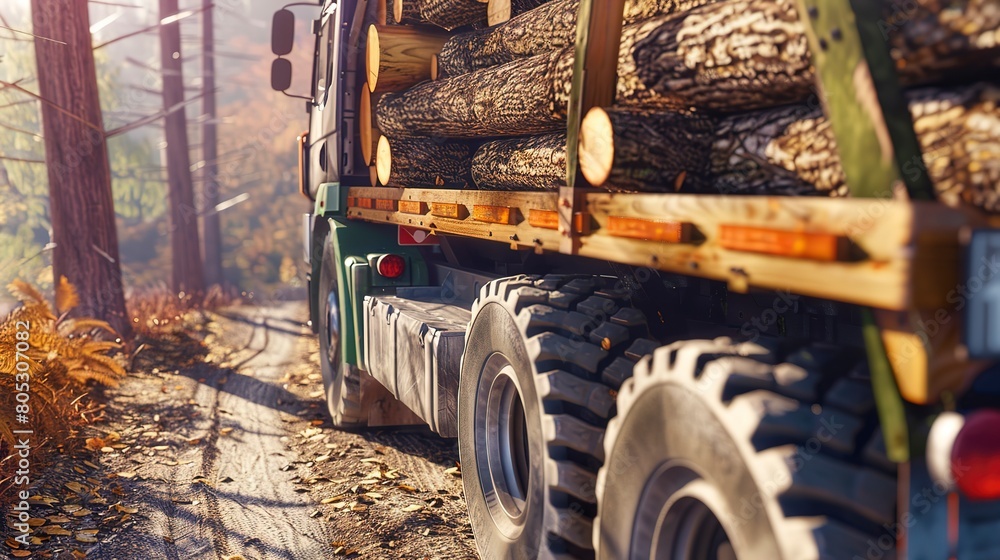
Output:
[{"xmin": 366, "ymin": 24, "xmax": 448, "ymax": 93}]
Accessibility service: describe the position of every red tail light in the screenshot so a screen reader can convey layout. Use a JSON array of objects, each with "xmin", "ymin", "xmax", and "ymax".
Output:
[
  {"xmin": 952, "ymin": 409, "xmax": 1000, "ymax": 500},
  {"xmin": 376, "ymin": 254, "xmax": 406, "ymax": 279}
]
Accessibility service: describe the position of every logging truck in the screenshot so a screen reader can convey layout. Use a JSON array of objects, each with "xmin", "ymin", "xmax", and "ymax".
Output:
[{"xmin": 269, "ymin": 0, "xmax": 1000, "ymax": 558}]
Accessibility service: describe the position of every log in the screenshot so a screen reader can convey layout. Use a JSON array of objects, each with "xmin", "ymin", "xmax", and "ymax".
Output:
[
  {"xmin": 885, "ymin": 0, "xmax": 1000, "ymax": 84},
  {"xmin": 376, "ymin": 50, "xmax": 575, "ymax": 137},
  {"xmin": 616, "ymin": 0, "xmax": 813, "ymax": 112},
  {"xmin": 392, "ymin": 0, "xmax": 424, "ymax": 24},
  {"xmin": 376, "ymin": 135, "xmax": 476, "ymax": 187},
  {"xmin": 366, "ymin": 24, "xmax": 449, "ymax": 93},
  {"xmin": 710, "ymin": 83, "xmax": 1000, "ymax": 211},
  {"xmin": 579, "ymin": 107, "xmax": 715, "ymax": 192},
  {"xmin": 359, "ymin": 83, "xmax": 383, "ymax": 165},
  {"xmin": 616, "ymin": 0, "xmax": 1000, "ymax": 113},
  {"xmin": 376, "ymin": 0, "xmax": 388, "ymax": 24},
  {"xmin": 471, "ymin": 133, "xmax": 567, "ymax": 190},
  {"xmin": 418, "ymin": 0, "xmax": 487, "ymax": 30},
  {"xmin": 486, "ymin": 0, "xmax": 550, "ymax": 26},
  {"xmin": 437, "ymin": 0, "xmax": 714, "ymax": 79},
  {"xmin": 438, "ymin": 0, "xmax": 578, "ymax": 78},
  {"xmin": 370, "ymin": 164, "xmax": 380, "ymax": 186}
]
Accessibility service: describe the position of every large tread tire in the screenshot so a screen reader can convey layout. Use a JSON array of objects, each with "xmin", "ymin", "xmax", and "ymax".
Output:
[
  {"xmin": 595, "ymin": 338, "xmax": 897, "ymax": 560},
  {"xmin": 318, "ymin": 233, "xmax": 366, "ymax": 428},
  {"xmin": 460, "ymin": 275, "xmax": 656, "ymax": 559}
]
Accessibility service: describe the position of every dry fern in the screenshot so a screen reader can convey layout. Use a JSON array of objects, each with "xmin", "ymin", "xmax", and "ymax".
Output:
[{"xmin": 1, "ymin": 278, "xmax": 128, "ymax": 490}]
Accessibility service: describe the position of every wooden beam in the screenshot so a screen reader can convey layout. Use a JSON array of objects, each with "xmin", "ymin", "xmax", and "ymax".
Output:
[{"xmin": 562, "ymin": 0, "xmax": 626, "ymax": 254}]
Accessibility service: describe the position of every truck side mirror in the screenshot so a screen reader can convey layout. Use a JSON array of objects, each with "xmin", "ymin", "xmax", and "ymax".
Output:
[
  {"xmin": 271, "ymin": 58, "xmax": 293, "ymax": 92},
  {"xmin": 271, "ymin": 9, "xmax": 295, "ymax": 56}
]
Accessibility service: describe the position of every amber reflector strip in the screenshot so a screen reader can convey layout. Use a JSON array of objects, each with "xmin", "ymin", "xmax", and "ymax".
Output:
[
  {"xmin": 472, "ymin": 205, "xmax": 512, "ymax": 225},
  {"xmin": 430, "ymin": 202, "xmax": 463, "ymax": 219},
  {"xmin": 528, "ymin": 209, "xmax": 559, "ymax": 230},
  {"xmin": 375, "ymin": 199, "xmax": 397, "ymax": 211},
  {"xmin": 718, "ymin": 225, "xmax": 845, "ymax": 261},
  {"xmin": 398, "ymin": 200, "xmax": 426, "ymax": 215},
  {"xmin": 357, "ymin": 198, "xmax": 374, "ymax": 209},
  {"xmin": 347, "ymin": 196, "xmax": 357, "ymax": 207},
  {"xmin": 607, "ymin": 216, "xmax": 688, "ymax": 243}
]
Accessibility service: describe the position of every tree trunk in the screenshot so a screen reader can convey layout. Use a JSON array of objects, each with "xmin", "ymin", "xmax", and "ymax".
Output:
[
  {"xmin": 486, "ymin": 0, "xmax": 551, "ymax": 25},
  {"xmin": 471, "ymin": 134, "xmax": 567, "ymax": 190},
  {"xmin": 376, "ymin": 50, "xmax": 574, "ymax": 137},
  {"xmin": 579, "ymin": 107, "xmax": 715, "ymax": 192},
  {"xmin": 616, "ymin": 0, "xmax": 998, "ymax": 113},
  {"xmin": 393, "ymin": 0, "xmax": 425, "ymax": 24},
  {"xmin": 366, "ymin": 24, "xmax": 449, "ymax": 93},
  {"xmin": 616, "ymin": 0, "xmax": 813, "ymax": 112},
  {"xmin": 418, "ymin": 0, "xmax": 487, "ymax": 30},
  {"xmin": 709, "ymin": 83, "xmax": 1000, "ymax": 212},
  {"xmin": 438, "ymin": 0, "xmax": 578, "ymax": 78},
  {"xmin": 376, "ymin": 136, "xmax": 475, "ymax": 187},
  {"xmin": 202, "ymin": 0, "xmax": 223, "ymax": 287},
  {"xmin": 360, "ymin": 83, "xmax": 383, "ymax": 165},
  {"xmin": 31, "ymin": 0, "xmax": 131, "ymax": 336},
  {"xmin": 886, "ymin": 0, "xmax": 1000, "ymax": 85},
  {"xmin": 160, "ymin": 0, "xmax": 205, "ymax": 295}
]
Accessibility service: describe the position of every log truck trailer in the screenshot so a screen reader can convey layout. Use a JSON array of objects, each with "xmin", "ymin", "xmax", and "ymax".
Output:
[{"xmin": 270, "ymin": 0, "xmax": 1000, "ymax": 558}]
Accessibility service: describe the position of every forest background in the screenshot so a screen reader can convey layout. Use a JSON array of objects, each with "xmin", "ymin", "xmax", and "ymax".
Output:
[{"xmin": 0, "ymin": 0, "xmax": 314, "ymax": 312}]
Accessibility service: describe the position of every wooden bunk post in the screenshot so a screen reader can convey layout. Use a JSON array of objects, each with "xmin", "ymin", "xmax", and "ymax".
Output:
[
  {"xmin": 792, "ymin": 0, "xmax": 954, "ymax": 468},
  {"xmin": 561, "ymin": 0, "xmax": 626, "ymax": 255}
]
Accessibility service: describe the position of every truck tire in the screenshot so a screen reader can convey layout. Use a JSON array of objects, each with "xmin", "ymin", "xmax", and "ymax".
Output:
[
  {"xmin": 318, "ymin": 233, "xmax": 366, "ymax": 428},
  {"xmin": 460, "ymin": 275, "xmax": 657, "ymax": 559},
  {"xmin": 595, "ymin": 338, "xmax": 898, "ymax": 560}
]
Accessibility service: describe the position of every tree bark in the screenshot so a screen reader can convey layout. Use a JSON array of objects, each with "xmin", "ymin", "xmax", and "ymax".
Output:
[
  {"xmin": 393, "ymin": 0, "xmax": 425, "ymax": 24},
  {"xmin": 202, "ymin": 0, "xmax": 223, "ymax": 287},
  {"xmin": 616, "ymin": 0, "xmax": 999, "ymax": 113},
  {"xmin": 579, "ymin": 107, "xmax": 715, "ymax": 192},
  {"xmin": 160, "ymin": 0, "xmax": 205, "ymax": 295},
  {"xmin": 438, "ymin": 0, "xmax": 578, "ymax": 78},
  {"xmin": 31, "ymin": 0, "xmax": 131, "ymax": 336},
  {"xmin": 616, "ymin": 0, "xmax": 814, "ymax": 112},
  {"xmin": 885, "ymin": 0, "xmax": 1000, "ymax": 85},
  {"xmin": 709, "ymin": 83, "xmax": 1000, "ymax": 212},
  {"xmin": 366, "ymin": 24, "xmax": 449, "ymax": 93},
  {"xmin": 376, "ymin": 136, "xmax": 475, "ymax": 187},
  {"xmin": 376, "ymin": 50, "xmax": 574, "ymax": 137},
  {"xmin": 418, "ymin": 0, "xmax": 487, "ymax": 30},
  {"xmin": 486, "ymin": 0, "xmax": 551, "ymax": 25},
  {"xmin": 471, "ymin": 133, "xmax": 567, "ymax": 190}
]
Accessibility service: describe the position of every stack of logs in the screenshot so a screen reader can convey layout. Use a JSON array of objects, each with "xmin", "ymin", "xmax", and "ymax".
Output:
[{"xmin": 360, "ymin": 0, "xmax": 1000, "ymax": 211}]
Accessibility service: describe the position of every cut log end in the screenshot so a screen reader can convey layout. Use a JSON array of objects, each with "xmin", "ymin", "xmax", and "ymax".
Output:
[
  {"xmin": 487, "ymin": 0, "xmax": 511, "ymax": 25},
  {"xmin": 366, "ymin": 26, "xmax": 381, "ymax": 91},
  {"xmin": 370, "ymin": 164, "xmax": 380, "ymax": 187},
  {"xmin": 376, "ymin": 135, "xmax": 393, "ymax": 186},
  {"xmin": 430, "ymin": 54, "xmax": 439, "ymax": 80},
  {"xmin": 393, "ymin": 0, "xmax": 403, "ymax": 23},
  {"xmin": 360, "ymin": 84, "xmax": 380, "ymax": 165},
  {"xmin": 579, "ymin": 107, "xmax": 615, "ymax": 187}
]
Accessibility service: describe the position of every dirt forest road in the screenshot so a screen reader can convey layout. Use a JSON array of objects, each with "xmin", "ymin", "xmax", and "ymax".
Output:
[{"xmin": 77, "ymin": 302, "xmax": 478, "ymax": 560}]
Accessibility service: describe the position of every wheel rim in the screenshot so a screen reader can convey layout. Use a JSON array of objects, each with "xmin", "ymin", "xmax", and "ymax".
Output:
[
  {"xmin": 325, "ymin": 289, "xmax": 340, "ymax": 366},
  {"xmin": 633, "ymin": 466, "xmax": 736, "ymax": 560},
  {"xmin": 476, "ymin": 352, "xmax": 532, "ymax": 539}
]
